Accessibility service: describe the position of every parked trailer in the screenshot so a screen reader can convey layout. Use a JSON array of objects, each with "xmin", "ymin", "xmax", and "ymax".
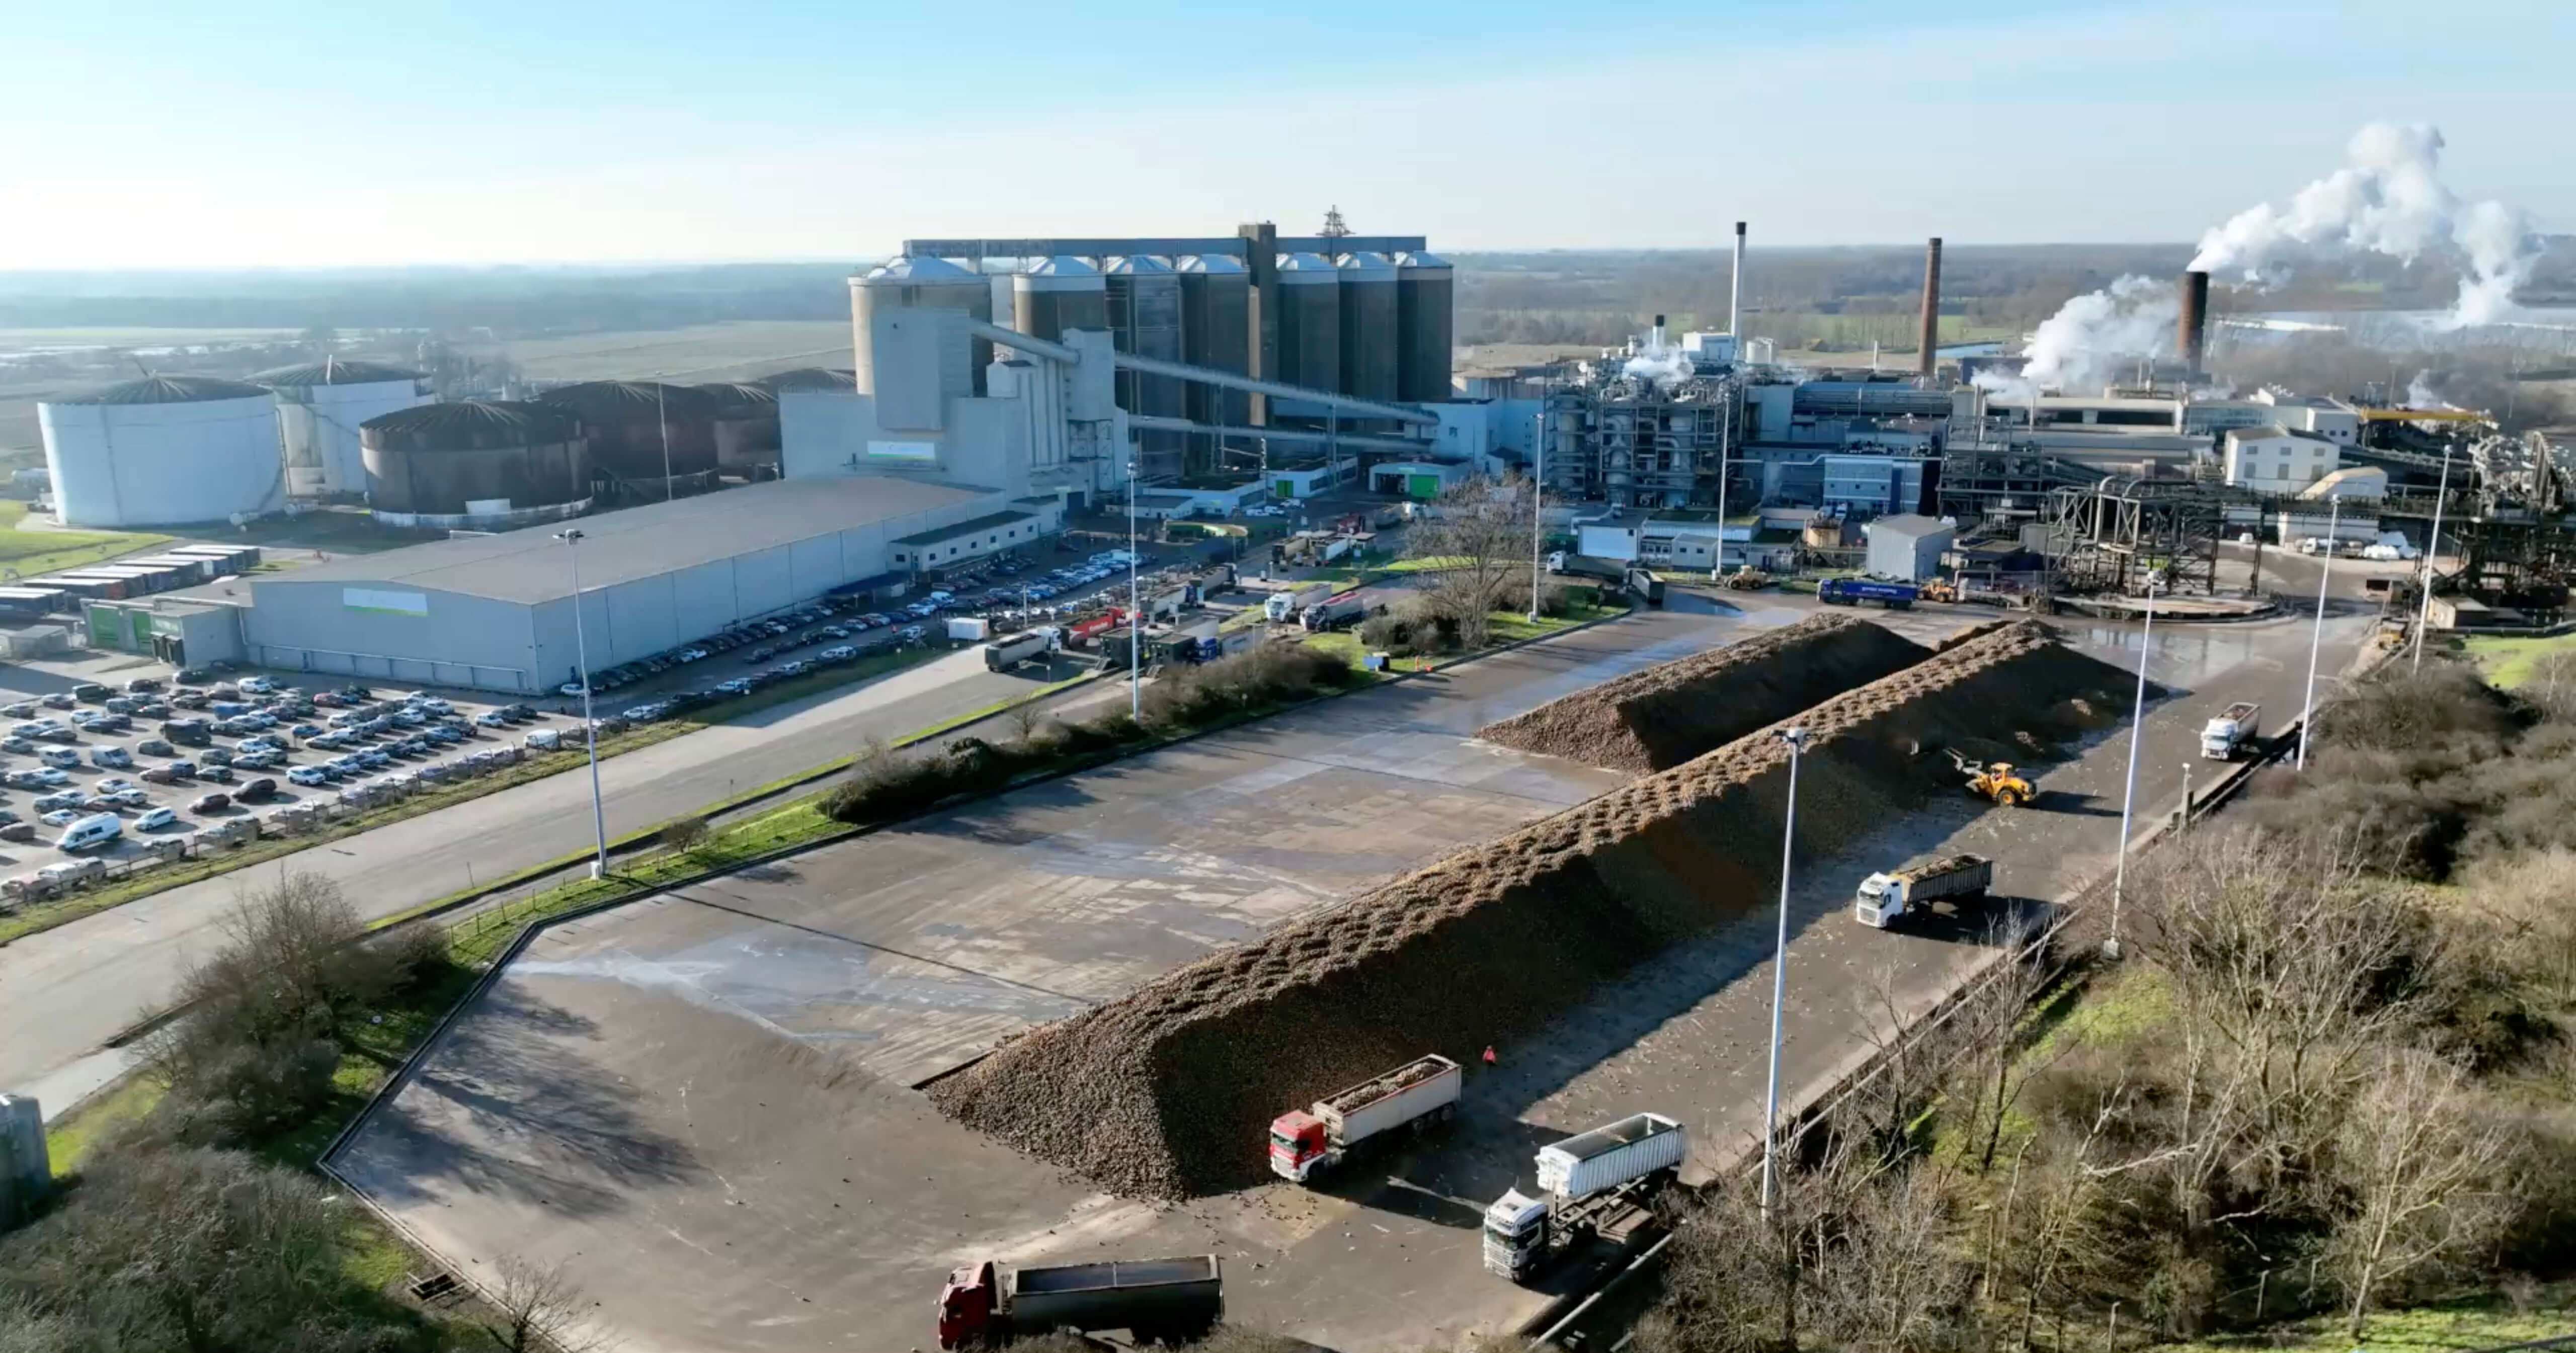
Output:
[
  {"xmin": 984, "ymin": 630, "xmax": 1057, "ymax": 670},
  {"xmin": 1818, "ymin": 578, "xmax": 1917, "ymax": 610},
  {"xmin": 1483, "ymin": 1113, "xmax": 1685, "ymax": 1283},
  {"xmin": 1854, "ymin": 853, "xmax": 1994, "ymax": 929},
  {"xmin": 1625, "ymin": 567, "xmax": 1665, "ymax": 607},
  {"xmin": 1300, "ymin": 590, "xmax": 1371, "ymax": 632},
  {"xmin": 2200, "ymin": 701, "xmax": 2263, "ymax": 760},
  {"xmin": 1268, "ymin": 1055, "xmax": 1463, "ymax": 1183},
  {"xmin": 1546, "ymin": 551, "xmax": 1630, "ymax": 584},
  {"xmin": 936, "ymin": 1255, "xmax": 1220, "ymax": 1349}
]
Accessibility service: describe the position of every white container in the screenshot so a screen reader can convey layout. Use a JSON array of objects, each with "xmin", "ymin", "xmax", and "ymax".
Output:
[
  {"xmin": 1318, "ymin": 1055, "xmax": 1462, "ymax": 1145},
  {"xmin": 1535, "ymin": 1113, "xmax": 1685, "ymax": 1199},
  {"xmin": 947, "ymin": 616, "xmax": 993, "ymax": 642}
]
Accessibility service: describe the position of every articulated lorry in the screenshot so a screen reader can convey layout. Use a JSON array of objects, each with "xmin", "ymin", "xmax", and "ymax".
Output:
[
  {"xmin": 1264, "ymin": 582, "xmax": 1333, "ymax": 622},
  {"xmin": 1300, "ymin": 590, "xmax": 1372, "ymax": 632},
  {"xmin": 2200, "ymin": 702, "xmax": 2263, "ymax": 760},
  {"xmin": 983, "ymin": 628, "xmax": 1061, "ymax": 671},
  {"xmin": 1818, "ymin": 578, "xmax": 1917, "ymax": 610},
  {"xmin": 1482, "ymin": 1112, "xmax": 1686, "ymax": 1283},
  {"xmin": 936, "ymin": 1255, "xmax": 1221, "ymax": 1349},
  {"xmin": 1854, "ymin": 854, "xmax": 1994, "ymax": 929},
  {"xmin": 1268, "ymin": 1054, "xmax": 1462, "ymax": 1183}
]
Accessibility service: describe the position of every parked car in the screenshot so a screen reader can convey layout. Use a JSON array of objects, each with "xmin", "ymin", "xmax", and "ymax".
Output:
[
  {"xmin": 70, "ymin": 683, "xmax": 110, "ymax": 703},
  {"xmin": 173, "ymin": 667, "xmax": 213, "ymax": 685},
  {"xmin": 0, "ymin": 738, "xmax": 33, "ymax": 755},
  {"xmin": 287, "ymin": 767, "xmax": 329, "ymax": 787},
  {"xmin": 237, "ymin": 676, "xmax": 274, "ymax": 694},
  {"xmin": 123, "ymin": 677, "xmax": 163, "ymax": 694},
  {"xmin": 135, "ymin": 808, "xmax": 178, "ymax": 831},
  {"xmin": 198, "ymin": 765, "xmax": 233, "ymax": 784},
  {"xmin": 474, "ymin": 711, "xmax": 510, "ymax": 728},
  {"xmin": 715, "ymin": 678, "xmax": 754, "ymax": 696},
  {"xmin": 0, "ymin": 702, "xmax": 36, "ymax": 720},
  {"xmin": 38, "ymin": 748, "xmax": 78, "ymax": 770},
  {"xmin": 819, "ymin": 645, "xmax": 858, "ymax": 662},
  {"xmin": 237, "ymin": 778, "xmax": 278, "ymax": 802},
  {"xmin": 40, "ymin": 693, "xmax": 75, "ymax": 710},
  {"xmin": 39, "ymin": 809, "xmax": 82, "ymax": 828},
  {"xmin": 166, "ymin": 760, "xmax": 196, "ymax": 779},
  {"xmin": 138, "ymin": 768, "xmax": 178, "ymax": 785},
  {"xmin": 32, "ymin": 791, "xmax": 83, "ymax": 812}
]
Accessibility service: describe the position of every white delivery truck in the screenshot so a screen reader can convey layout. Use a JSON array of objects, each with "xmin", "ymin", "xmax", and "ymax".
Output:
[
  {"xmin": 1483, "ymin": 1112, "xmax": 1685, "ymax": 1282},
  {"xmin": 982, "ymin": 629, "xmax": 1059, "ymax": 671},
  {"xmin": 2200, "ymin": 702, "xmax": 2262, "ymax": 760},
  {"xmin": 53, "ymin": 813, "xmax": 123, "ymax": 853},
  {"xmin": 1266, "ymin": 1055, "xmax": 1463, "ymax": 1183},
  {"xmin": 1854, "ymin": 854, "xmax": 1994, "ymax": 929},
  {"xmin": 947, "ymin": 616, "xmax": 992, "ymax": 643},
  {"xmin": 1264, "ymin": 583, "xmax": 1332, "ymax": 622}
]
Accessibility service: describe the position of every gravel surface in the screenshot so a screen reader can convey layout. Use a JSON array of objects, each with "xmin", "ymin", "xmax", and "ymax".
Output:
[
  {"xmin": 1472, "ymin": 614, "xmax": 1929, "ymax": 771},
  {"xmin": 930, "ymin": 620, "xmax": 2136, "ymax": 1200}
]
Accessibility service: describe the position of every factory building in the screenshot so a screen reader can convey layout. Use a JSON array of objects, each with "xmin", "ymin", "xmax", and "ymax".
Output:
[
  {"xmin": 37, "ymin": 376, "xmax": 288, "ymax": 528},
  {"xmin": 256, "ymin": 359, "xmax": 432, "ymax": 498},
  {"xmin": 360, "ymin": 400, "xmax": 593, "ymax": 529},
  {"xmin": 203, "ymin": 475, "xmax": 1033, "ymax": 693},
  {"xmin": 2221, "ymin": 426, "xmax": 2342, "ymax": 493}
]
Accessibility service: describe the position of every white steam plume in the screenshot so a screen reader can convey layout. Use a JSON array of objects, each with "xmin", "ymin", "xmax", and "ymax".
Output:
[
  {"xmin": 1622, "ymin": 340, "xmax": 1694, "ymax": 389},
  {"xmin": 1978, "ymin": 274, "xmax": 2178, "ymax": 396},
  {"xmin": 2188, "ymin": 122, "xmax": 2536, "ymax": 328}
]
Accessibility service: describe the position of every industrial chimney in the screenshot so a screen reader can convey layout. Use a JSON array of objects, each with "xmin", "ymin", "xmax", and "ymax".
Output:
[
  {"xmin": 1729, "ymin": 222, "xmax": 1746, "ymax": 340},
  {"xmin": 2178, "ymin": 270, "xmax": 2211, "ymax": 380},
  {"xmin": 1917, "ymin": 237, "xmax": 1943, "ymax": 383}
]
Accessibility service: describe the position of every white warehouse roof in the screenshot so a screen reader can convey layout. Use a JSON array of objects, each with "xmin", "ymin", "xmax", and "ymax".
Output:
[{"xmin": 256, "ymin": 476, "xmax": 995, "ymax": 605}]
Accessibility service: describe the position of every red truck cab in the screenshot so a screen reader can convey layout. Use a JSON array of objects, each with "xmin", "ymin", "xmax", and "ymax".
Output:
[
  {"xmin": 1268, "ymin": 1110, "xmax": 1328, "ymax": 1180},
  {"xmin": 935, "ymin": 1260, "xmax": 997, "ymax": 1349}
]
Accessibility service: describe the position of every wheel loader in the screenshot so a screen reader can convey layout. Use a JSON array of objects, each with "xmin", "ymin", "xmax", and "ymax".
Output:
[{"xmin": 1945, "ymin": 748, "xmax": 2032, "ymax": 807}]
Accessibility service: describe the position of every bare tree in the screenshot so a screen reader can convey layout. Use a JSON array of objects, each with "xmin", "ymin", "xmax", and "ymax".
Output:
[
  {"xmin": 658, "ymin": 816, "xmax": 710, "ymax": 855},
  {"xmin": 482, "ymin": 1256, "xmax": 613, "ymax": 1353},
  {"xmin": 2323, "ymin": 1049, "xmax": 2517, "ymax": 1339},
  {"xmin": 1406, "ymin": 474, "xmax": 1536, "ymax": 650},
  {"xmin": 1949, "ymin": 912, "xmax": 2059, "ymax": 1173}
]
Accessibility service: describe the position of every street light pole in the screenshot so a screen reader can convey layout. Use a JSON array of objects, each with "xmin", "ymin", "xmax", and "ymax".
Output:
[
  {"xmin": 1759, "ymin": 724, "xmax": 1809, "ymax": 1215},
  {"xmin": 1129, "ymin": 460, "xmax": 1141, "ymax": 722},
  {"xmin": 2411, "ymin": 444, "xmax": 2452, "ymax": 673},
  {"xmin": 2296, "ymin": 496, "xmax": 2339, "ymax": 771},
  {"xmin": 556, "ymin": 529, "xmax": 609, "ymax": 880},
  {"xmin": 2107, "ymin": 580, "xmax": 2159, "ymax": 960},
  {"xmin": 1529, "ymin": 383, "xmax": 1546, "ymax": 623}
]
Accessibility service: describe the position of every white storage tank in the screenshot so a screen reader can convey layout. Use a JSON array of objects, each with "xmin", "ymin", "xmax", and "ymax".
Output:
[
  {"xmin": 255, "ymin": 358, "xmax": 431, "ymax": 498},
  {"xmin": 38, "ymin": 375, "xmax": 286, "ymax": 528},
  {"xmin": 851, "ymin": 256, "xmax": 993, "ymax": 398}
]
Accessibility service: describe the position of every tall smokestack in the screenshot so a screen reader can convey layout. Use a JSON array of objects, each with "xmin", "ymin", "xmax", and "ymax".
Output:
[
  {"xmin": 1730, "ymin": 221, "xmax": 1746, "ymax": 340},
  {"xmin": 1917, "ymin": 236, "xmax": 1943, "ymax": 383},
  {"xmin": 2178, "ymin": 270, "xmax": 2211, "ymax": 380}
]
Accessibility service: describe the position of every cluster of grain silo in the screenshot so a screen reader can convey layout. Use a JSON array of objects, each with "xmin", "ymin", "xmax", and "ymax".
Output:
[
  {"xmin": 852, "ymin": 256, "xmax": 991, "ymax": 400},
  {"xmin": 1105, "ymin": 257, "xmax": 1185, "ymax": 478},
  {"xmin": 533, "ymin": 381, "xmax": 716, "ymax": 492},
  {"xmin": 1274, "ymin": 252, "xmax": 1342, "ymax": 397},
  {"xmin": 1177, "ymin": 256, "xmax": 1252, "ymax": 472},
  {"xmin": 699, "ymin": 382, "xmax": 782, "ymax": 477},
  {"xmin": 37, "ymin": 376, "xmax": 289, "ymax": 528},
  {"xmin": 255, "ymin": 359, "xmax": 432, "ymax": 498},
  {"xmin": 1395, "ymin": 252, "xmax": 1454, "ymax": 403},
  {"xmin": 360, "ymin": 400, "xmax": 590, "ymax": 523}
]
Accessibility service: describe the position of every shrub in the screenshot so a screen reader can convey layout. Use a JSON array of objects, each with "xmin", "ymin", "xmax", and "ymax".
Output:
[
  {"xmin": 660, "ymin": 815, "xmax": 711, "ymax": 854},
  {"xmin": 1357, "ymin": 598, "xmax": 1460, "ymax": 656}
]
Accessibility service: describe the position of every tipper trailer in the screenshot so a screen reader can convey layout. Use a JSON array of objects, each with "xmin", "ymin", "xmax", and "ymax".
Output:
[
  {"xmin": 936, "ymin": 1255, "xmax": 1221, "ymax": 1349},
  {"xmin": 2200, "ymin": 702, "xmax": 2263, "ymax": 759},
  {"xmin": 1854, "ymin": 853, "xmax": 1994, "ymax": 928},
  {"xmin": 1483, "ymin": 1113, "xmax": 1686, "ymax": 1282},
  {"xmin": 1267, "ymin": 1054, "xmax": 1462, "ymax": 1183},
  {"xmin": 1300, "ymin": 590, "xmax": 1372, "ymax": 631}
]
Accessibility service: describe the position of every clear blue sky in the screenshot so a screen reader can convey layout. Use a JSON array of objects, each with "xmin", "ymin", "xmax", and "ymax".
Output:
[{"xmin": 3, "ymin": 0, "xmax": 2566, "ymax": 267}]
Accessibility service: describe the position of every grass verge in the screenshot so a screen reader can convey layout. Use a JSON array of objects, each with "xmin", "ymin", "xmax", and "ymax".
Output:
[
  {"xmin": 0, "ymin": 500, "xmax": 170, "ymax": 576},
  {"xmin": 2462, "ymin": 629, "xmax": 2576, "ymax": 689},
  {"xmin": 2160, "ymin": 1283, "xmax": 2575, "ymax": 1352}
]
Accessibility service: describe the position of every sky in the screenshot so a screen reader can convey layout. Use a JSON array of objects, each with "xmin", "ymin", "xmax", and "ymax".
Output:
[{"xmin": 2, "ymin": 0, "xmax": 2569, "ymax": 269}]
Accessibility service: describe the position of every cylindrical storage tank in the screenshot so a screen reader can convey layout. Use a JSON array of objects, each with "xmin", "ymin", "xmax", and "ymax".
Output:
[
  {"xmin": 253, "ymin": 359, "xmax": 430, "ymax": 498},
  {"xmin": 759, "ymin": 367, "xmax": 856, "ymax": 394},
  {"xmin": 1105, "ymin": 256, "xmax": 1186, "ymax": 479},
  {"xmin": 533, "ymin": 381, "xmax": 716, "ymax": 487},
  {"xmin": 1396, "ymin": 251, "xmax": 1456, "ymax": 403},
  {"xmin": 1178, "ymin": 255, "xmax": 1252, "ymax": 477},
  {"xmin": 1274, "ymin": 252, "xmax": 1342, "ymax": 398},
  {"xmin": 1334, "ymin": 251, "xmax": 1400, "ymax": 404},
  {"xmin": 1013, "ymin": 256, "xmax": 1109, "ymax": 345},
  {"xmin": 361, "ymin": 401, "xmax": 590, "ymax": 517},
  {"xmin": 37, "ymin": 376, "xmax": 286, "ymax": 528},
  {"xmin": 851, "ymin": 257, "xmax": 991, "ymax": 398},
  {"xmin": 697, "ymin": 382, "xmax": 781, "ymax": 476}
]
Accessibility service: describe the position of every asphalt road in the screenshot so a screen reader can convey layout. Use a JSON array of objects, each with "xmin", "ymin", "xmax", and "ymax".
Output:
[{"xmin": 0, "ymin": 645, "xmax": 1093, "ymax": 1113}]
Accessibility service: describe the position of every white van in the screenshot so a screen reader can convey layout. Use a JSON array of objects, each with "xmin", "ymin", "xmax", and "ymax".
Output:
[{"xmin": 53, "ymin": 814, "xmax": 122, "ymax": 853}]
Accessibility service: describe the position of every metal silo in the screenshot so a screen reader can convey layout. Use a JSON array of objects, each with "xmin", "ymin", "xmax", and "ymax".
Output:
[
  {"xmin": 37, "ymin": 376, "xmax": 286, "ymax": 528},
  {"xmin": 1012, "ymin": 256, "xmax": 1109, "ymax": 345},
  {"xmin": 1105, "ymin": 256, "xmax": 1185, "ymax": 479},
  {"xmin": 1178, "ymin": 255, "xmax": 1251, "ymax": 476},
  {"xmin": 1396, "ymin": 251, "xmax": 1457, "ymax": 403},
  {"xmin": 534, "ymin": 381, "xmax": 717, "ymax": 491},
  {"xmin": 361, "ymin": 400, "xmax": 589, "ymax": 520},
  {"xmin": 1334, "ymin": 251, "xmax": 1400, "ymax": 404},
  {"xmin": 759, "ymin": 367, "xmax": 856, "ymax": 393},
  {"xmin": 256, "ymin": 359, "xmax": 430, "ymax": 498},
  {"xmin": 851, "ymin": 256, "xmax": 992, "ymax": 398},
  {"xmin": 1274, "ymin": 252, "xmax": 1342, "ymax": 398},
  {"xmin": 698, "ymin": 382, "xmax": 781, "ymax": 477}
]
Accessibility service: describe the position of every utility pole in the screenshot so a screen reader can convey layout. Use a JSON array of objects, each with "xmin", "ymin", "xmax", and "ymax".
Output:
[
  {"xmin": 1529, "ymin": 380, "xmax": 1547, "ymax": 623},
  {"xmin": 1759, "ymin": 725, "xmax": 1809, "ymax": 1214},
  {"xmin": 2411, "ymin": 444, "xmax": 2452, "ymax": 672},
  {"xmin": 2297, "ymin": 495, "xmax": 2339, "ymax": 770},
  {"xmin": 555, "ymin": 529, "xmax": 609, "ymax": 880},
  {"xmin": 2107, "ymin": 580, "xmax": 2159, "ymax": 960}
]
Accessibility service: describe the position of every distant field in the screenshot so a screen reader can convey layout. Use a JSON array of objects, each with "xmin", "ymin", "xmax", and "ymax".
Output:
[
  {"xmin": 481, "ymin": 321, "xmax": 852, "ymax": 383},
  {"xmin": 0, "ymin": 327, "xmax": 300, "ymax": 353}
]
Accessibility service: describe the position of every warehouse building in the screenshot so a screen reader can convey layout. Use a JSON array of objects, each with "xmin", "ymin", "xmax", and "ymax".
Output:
[{"xmin": 195, "ymin": 475, "xmax": 1040, "ymax": 693}]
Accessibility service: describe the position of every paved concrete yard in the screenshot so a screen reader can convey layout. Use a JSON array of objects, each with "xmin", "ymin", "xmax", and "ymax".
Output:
[{"xmin": 334, "ymin": 599, "xmax": 2369, "ymax": 1352}]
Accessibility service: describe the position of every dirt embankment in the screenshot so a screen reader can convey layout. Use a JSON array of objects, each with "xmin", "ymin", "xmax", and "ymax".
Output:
[
  {"xmin": 1473, "ymin": 614, "xmax": 1930, "ymax": 772},
  {"xmin": 929, "ymin": 621, "xmax": 2138, "ymax": 1200}
]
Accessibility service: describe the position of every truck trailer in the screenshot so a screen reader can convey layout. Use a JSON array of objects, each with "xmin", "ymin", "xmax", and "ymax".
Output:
[
  {"xmin": 1264, "ymin": 582, "xmax": 1333, "ymax": 622},
  {"xmin": 1267, "ymin": 1054, "xmax": 1462, "ymax": 1183},
  {"xmin": 983, "ymin": 629, "xmax": 1060, "ymax": 670},
  {"xmin": 2200, "ymin": 702, "xmax": 2262, "ymax": 760},
  {"xmin": 936, "ymin": 1255, "xmax": 1221, "ymax": 1349},
  {"xmin": 1300, "ymin": 590, "xmax": 1372, "ymax": 632},
  {"xmin": 1482, "ymin": 1113, "xmax": 1686, "ymax": 1282},
  {"xmin": 1854, "ymin": 853, "xmax": 1994, "ymax": 929},
  {"xmin": 1818, "ymin": 578, "xmax": 1917, "ymax": 610},
  {"xmin": 1546, "ymin": 551, "xmax": 1630, "ymax": 584}
]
